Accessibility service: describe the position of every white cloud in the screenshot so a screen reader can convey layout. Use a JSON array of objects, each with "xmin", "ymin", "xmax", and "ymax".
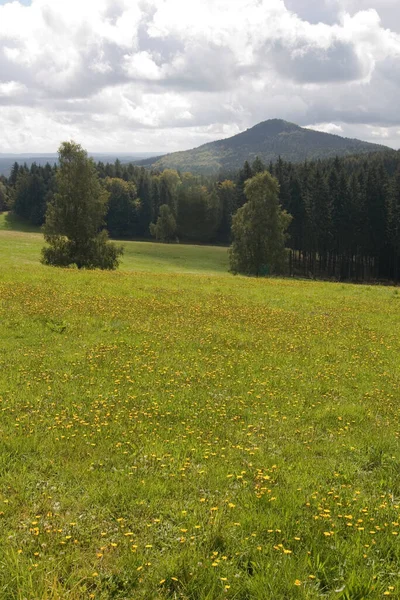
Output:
[
  {"xmin": 0, "ymin": 0, "xmax": 399, "ymax": 152},
  {"xmin": 123, "ymin": 51, "xmax": 162, "ymax": 80},
  {"xmin": 306, "ymin": 123, "xmax": 344, "ymax": 134},
  {"xmin": 369, "ymin": 125, "xmax": 390, "ymax": 137},
  {"xmin": 0, "ymin": 80, "xmax": 27, "ymax": 97}
]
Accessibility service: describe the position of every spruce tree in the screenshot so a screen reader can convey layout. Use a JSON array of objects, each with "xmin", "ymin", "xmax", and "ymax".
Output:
[
  {"xmin": 251, "ymin": 156, "xmax": 265, "ymax": 174},
  {"xmin": 105, "ymin": 177, "xmax": 138, "ymax": 238},
  {"xmin": 387, "ymin": 167, "xmax": 400, "ymax": 281},
  {"xmin": 216, "ymin": 180, "xmax": 237, "ymax": 242},
  {"xmin": 136, "ymin": 169, "xmax": 153, "ymax": 237},
  {"xmin": 312, "ymin": 168, "xmax": 332, "ymax": 272},
  {"xmin": 15, "ymin": 171, "xmax": 48, "ymax": 225},
  {"xmin": 236, "ymin": 160, "xmax": 253, "ymax": 208}
]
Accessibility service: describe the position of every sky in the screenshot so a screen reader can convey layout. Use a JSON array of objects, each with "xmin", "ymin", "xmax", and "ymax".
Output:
[{"xmin": 0, "ymin": 0, "xmax": 400, "ymax": 153}]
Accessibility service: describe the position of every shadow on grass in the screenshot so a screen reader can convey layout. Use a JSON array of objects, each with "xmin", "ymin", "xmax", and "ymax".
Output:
[{"xmin": 0, "ymin": 212, "xmax": 41, "ymax": 233}]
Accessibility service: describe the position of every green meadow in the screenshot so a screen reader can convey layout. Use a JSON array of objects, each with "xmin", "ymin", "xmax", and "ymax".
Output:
[{"xmin": 0, "ymin": 212, "xmax": 399, "ymax": 599}]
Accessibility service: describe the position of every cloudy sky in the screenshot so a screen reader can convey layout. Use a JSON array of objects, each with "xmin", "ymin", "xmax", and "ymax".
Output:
[{"xmin": 0, "ymin": 0, "xmax": 400, "ymax": 153}]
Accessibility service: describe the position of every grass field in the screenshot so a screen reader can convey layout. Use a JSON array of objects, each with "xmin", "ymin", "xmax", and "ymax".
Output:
[
  {"xmin": 0, "ymin": 213, "xmax": 229, "ymax": 276},
  {"xmin": 1, "ymin": 212, "xmax": 400, "ymax": 599}
]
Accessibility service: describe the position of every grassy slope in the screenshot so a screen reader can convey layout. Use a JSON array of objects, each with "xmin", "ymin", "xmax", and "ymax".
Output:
[
  {"xmin": 0, "ymin": 213, "xmax": 229, "ymax": 275},
  {"xmin": 1, "ymin": 213, "xmax": 400, "ymax": 599}
]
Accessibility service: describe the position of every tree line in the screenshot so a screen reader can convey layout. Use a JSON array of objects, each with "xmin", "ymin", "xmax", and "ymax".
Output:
[{"xmin": 1, "ymin": 147, "xmax": 400, "ymax": 281}]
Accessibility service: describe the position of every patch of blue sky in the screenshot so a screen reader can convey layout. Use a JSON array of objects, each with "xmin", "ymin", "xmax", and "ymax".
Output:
[{"xmin": 0, "ymin": 0, "xmax": 31, "ymax": 5}]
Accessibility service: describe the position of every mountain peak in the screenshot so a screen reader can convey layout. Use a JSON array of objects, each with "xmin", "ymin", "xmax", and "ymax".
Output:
[
  {"xmin": 249, "ymin": 119, "xmax": 300, "ymax": 135},
  {"xmin": 139, "ymin": 119, "xmax": 391, "ymax": 174}
]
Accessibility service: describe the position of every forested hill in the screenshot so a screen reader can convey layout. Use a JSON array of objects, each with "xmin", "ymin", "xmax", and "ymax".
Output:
[{"xmin": 139, "ymin": 119, "xmax": 390, "ymax": 174}]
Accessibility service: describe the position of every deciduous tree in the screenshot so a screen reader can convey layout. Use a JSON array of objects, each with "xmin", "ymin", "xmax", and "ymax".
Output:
[
  {"xmin": 42, "ymin": 141, "xmax": 123, "ymax": 269},
  {"xmin": 229, "ymin": 171, "xmax": 292, "ymax": 276},
  {"xmin": 150, "ymin": 204, "xmax": 177, "ymax": 242},
  {"xmin": 0, "ymin": 181, "xmax": 9, "ymax": 212}
]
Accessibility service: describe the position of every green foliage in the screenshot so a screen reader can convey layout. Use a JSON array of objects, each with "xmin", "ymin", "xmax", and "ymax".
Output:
[
  {"xmin": 150, "ymin": 204, "xmax": 177, "ymax": 242},
  {"xmin": 251, "ymin": 155, "xmax": 266, "ymax": 174},
  {"xmin": 13, "ymin": 170, "xmax": 49, "ymax": 225},
  {"xmin": 216, "ymin": 179, "xmax": 237, "ymax": 242},
  {"xmin": 229, "ymin": 171, "xmax": 292, "ymax": 276},
  {"xmin": 42, "ymin": 141, "xmax": 123, "ymax": 270},
  {"xmin": 0, "ymin": 181, "xmax": 10, "ymax": 211},
  {"xmin": 177, "ymin": 176, "xmax": 222, "ymax": 242},
  {"xmin": 159, "ymin": 169, "xmax": 181, "ymax": 213},
  {"xmin": 387, "ymin": 166, "xmax": 400, "ymax": 279},
  {"xmin": 269, "ymin": 151, "xmax": 400, "ymax": 281},
  {"xmin": 104, "ymin": 177, "xmax": 139, "ymax": 238},
  {"xmin": 136, "ymin": 168, "xmax": 153, "ymax": 236},
  {"xmin": 42, "ymin": 229, "xmax": 123, "ymax": 270}
]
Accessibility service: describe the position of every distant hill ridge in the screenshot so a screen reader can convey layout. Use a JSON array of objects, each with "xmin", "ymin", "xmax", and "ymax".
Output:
[
  {"xmin": 0, "ymin": 152, "xmax": 163, "ymax": 177},
  {"xmin": 138, "ymin": 119, "xmax": 391, "ymax": 174}
]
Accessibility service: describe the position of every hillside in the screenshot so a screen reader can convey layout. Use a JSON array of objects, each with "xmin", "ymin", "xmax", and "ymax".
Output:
[{"xmin": 140, "ymin": 119, "xmax": 390, "ymax": 174}]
